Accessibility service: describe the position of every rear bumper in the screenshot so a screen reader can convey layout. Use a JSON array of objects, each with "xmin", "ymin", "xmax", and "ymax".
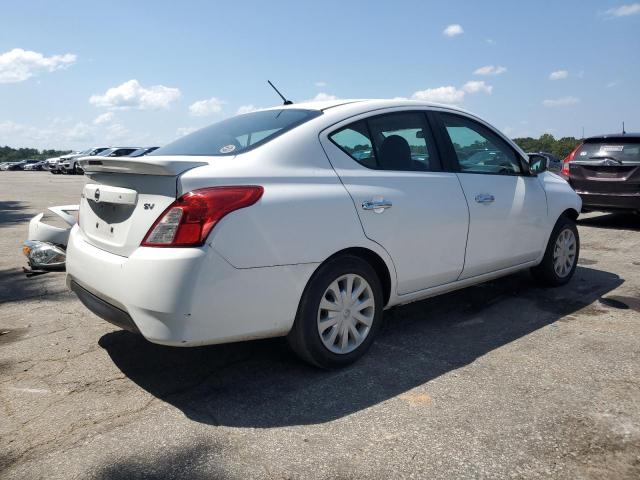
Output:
[
  {"xmin": 66, "ymin": 226, "xmax": 317, "ymax": 346},
  {"xmin": 576, "ymin": 191, "xmax": 640, "ymax": 211},
  {"xmin": 69, "ymin": 280, "xmax": 140, "ymax": 333}
]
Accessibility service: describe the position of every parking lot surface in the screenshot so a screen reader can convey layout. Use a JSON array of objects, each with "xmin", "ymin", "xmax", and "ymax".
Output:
[{"xmin": 1, "ymin": 171, "xmax": 639, "ymax": 479}]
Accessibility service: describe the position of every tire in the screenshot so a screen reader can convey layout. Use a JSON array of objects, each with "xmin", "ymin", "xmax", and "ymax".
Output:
[
  {"xmin": 530, "ymin": 215, "xmax": 580, "ymax": 286},
  {"xmin": 287, "ymin": 255, "xmax": 383, "ymax": 369}
]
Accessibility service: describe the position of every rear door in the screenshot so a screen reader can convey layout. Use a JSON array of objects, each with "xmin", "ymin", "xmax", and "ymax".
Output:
[
  {"xmin": 569, "ymin": 137, "xmax": 640, "ymax": 199},
  {"xmin": 433, "ymin": 111, "xmax": 548, "ymax": 279},
  {"xmin": 320, "ymin": 110, "xmax": 469, "ymax": 295}
]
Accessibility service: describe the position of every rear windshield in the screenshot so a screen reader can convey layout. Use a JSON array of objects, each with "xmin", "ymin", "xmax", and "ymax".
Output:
[
  {"xmin": 151, "ymin": 109, "xmax": 322, "ymax": 157},
  {"xmin": 577, "ymin": 138, "xmax": 640, "ymax": 164}
]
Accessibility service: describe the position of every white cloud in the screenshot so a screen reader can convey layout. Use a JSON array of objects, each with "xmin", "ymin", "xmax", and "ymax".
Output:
[
  {"xmin": 474, "ymin": 65, "xmax": 507, "ymax": 76},
  {"xmin": 176, "ymin": 126, "xmax": 199, "ymax": 137},
  {"xmin": 443, "ymin": 24, "xmax": 464, "ymax": 37},
  {"xmin": 308, "ymin": 92, "xmax": 338, "ymax": 102},
  {"xmin": 314, "ymin": 81, "xmax": 327, "ymax": 87},
  {"xmin": 605, "ymin": 3, "xmax": 640, "ymax": 17},
  {"xmin": 0, "ymin": 120, "xmax": 94, "ymax": 149},
  {"xmin": 543, "ymin": 96, "xmax": 580, "ymax": 107},
  {"xmin": 90, "ymin": 79, "xmax": 181, "ymax": 110},
  {"xmin": 412, "ymin": 79, "xmax": 493, "ymax": 104},
  {"xmin": 462, "ymin": 80, "xmax": 493, "ymax": 94},
  {"xmin": 93, "ymin": 112, "xmax": 114, "ymax": 125},
  {"xmin": 485, "ymin": 38, "xmax": 496, "ymax": 45},
  {"xmin": 549, "ymin": 70, "xmax": 569, "ymax": 80},
  {"xmin": 411, "ymin": 86, "xmax": 466, "ymax": 104},
  {"xmin": 236, "ymin": 104, "xmax": 259, "ymax": 115},
  {"xmin": 189, "ymin": 97, "xmax": 225, "ymax": 116},
  {"xmin": 0, "ymin": 48, "xmax": 76, "ymax": 83},
  {"xmin": 606, "ymin": 81, "xmax": 619, "ymax": 88}
]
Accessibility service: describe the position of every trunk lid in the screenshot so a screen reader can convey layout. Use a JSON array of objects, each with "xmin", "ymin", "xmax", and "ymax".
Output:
[
  {"xmin": 569, "ymin": 138, "xmax": 640, "ymax": 193},
  {"xmin": 78, "ymin": 156, "xmax": 209, "ymax": 257}
]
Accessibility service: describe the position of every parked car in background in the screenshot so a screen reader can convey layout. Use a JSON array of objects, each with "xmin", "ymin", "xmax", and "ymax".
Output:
[
  {"xmin": 59, "ymin": 147, "xmax": 110, "ymax": 174},
  {"xmin": 67, "ymin": 99, "xmax": 581, "ymax": 368},
  {"xmin": 45, "ymin": 157, "xmax": 62, "ymax": 173},
  {"xmin": 24, "ymin": 160, "xmax": 47, "ymax": 171},
  {"xmin": 128, "ymin": 147, "xmax": 160, "ymax": 157},
  {"xmin": 562, "ymin": 133, "xmax": 640, "ymax": 214},
  {"xmin": 5, "ymin": 159, "xmax": 41, "ymax": 170},
  {"xmin": 527, "ymin": 151, "xmax": 562, "ymax": 173},
  {"xmin": 93, "ymin": 147, "xmax": 141, "ymax": 158}
]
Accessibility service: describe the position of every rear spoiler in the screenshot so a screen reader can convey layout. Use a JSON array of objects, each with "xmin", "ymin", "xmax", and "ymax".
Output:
[{"xmin": 78, "ymin": 156, "xmax": 209, "ymax": 176}]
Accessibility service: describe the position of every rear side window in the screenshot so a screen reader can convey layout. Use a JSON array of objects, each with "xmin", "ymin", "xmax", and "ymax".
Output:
[
  {"xmin": 151, "ymin": 109, "xmax": 321, "ymax": 157},
  {"xmin": 329, "ymin": 112, "xmax": 441, "ymax": 171},
  {"xmin": 329, "ymin": 121, "xmax": 376, "ymax": 168},
  {"xmin": 576, "ymin": 139, "xmax": 640, "ymax": 164}
]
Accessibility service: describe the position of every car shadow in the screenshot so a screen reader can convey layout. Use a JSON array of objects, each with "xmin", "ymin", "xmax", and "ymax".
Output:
[
  {"xmin": 99, "ymin": 266, "xmax": 622, "ymax": 428},
  {"xmin": 0, "ymin": 200, "xmax": 33, "ymax": 230},
  {"xmin": 578, "ymin": 212, "xmax": 640, "ymax": 232},
  {"xmin": 0, "ymin": 268, "xmax": 70, "ymax": 304}
]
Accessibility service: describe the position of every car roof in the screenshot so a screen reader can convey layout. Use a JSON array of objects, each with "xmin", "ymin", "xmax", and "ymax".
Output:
[
  {"xmin": 258, "ymin": 98, "xmax": 474, "ymax": 116},
  {"xmin": 585, "ymin": 132, "xmax": 640, "ymax": 140}
]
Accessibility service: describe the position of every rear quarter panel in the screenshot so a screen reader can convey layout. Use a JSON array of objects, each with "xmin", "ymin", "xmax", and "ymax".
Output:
[{"xmin": 178, "ymin": 128, "xmax": 397, "ymax": 275}]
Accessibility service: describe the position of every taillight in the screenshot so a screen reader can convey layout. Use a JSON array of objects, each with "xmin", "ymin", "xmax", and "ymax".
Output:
[
  {"xmin": 561, "ymin": 144, "xmax": 581, "ymax": 177},
  {"xmin": 142, "ymin": 186, "xmax": 263, "ymax": 247}
]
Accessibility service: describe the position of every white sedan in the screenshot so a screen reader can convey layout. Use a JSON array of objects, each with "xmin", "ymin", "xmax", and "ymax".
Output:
[{"xmin": 66, "ymin": 99, "xmax": 581, "ymax": 368}]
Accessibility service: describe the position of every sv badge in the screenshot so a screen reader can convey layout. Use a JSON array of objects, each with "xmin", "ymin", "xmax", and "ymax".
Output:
[{"xmin": 144, "ymin": 203, "xmax": 155, "ymax": 210}]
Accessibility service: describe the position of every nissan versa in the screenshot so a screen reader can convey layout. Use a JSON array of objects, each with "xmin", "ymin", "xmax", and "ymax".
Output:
[{"xmin": 66, "ymin": 99, "xmax": 581, "ymax": 368}]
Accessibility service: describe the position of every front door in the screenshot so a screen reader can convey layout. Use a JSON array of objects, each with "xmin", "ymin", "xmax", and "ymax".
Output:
[{"xmin": 434, "ymin": 111, "xmax": 548, "ymax": 279}]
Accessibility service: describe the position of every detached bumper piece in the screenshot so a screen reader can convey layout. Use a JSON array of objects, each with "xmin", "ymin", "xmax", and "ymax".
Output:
[{"xmin": 69, "ymin": 280, "xmax": 140, "ymax": 334}]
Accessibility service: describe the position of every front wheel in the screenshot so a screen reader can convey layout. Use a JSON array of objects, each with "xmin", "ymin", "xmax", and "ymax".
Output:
[
  {"xmin": 531, "ymin": 216, "xmax": 580, "ymax": 286},
  {"xmin": 287, "ymin": 255, "xmax": 383, "ymax": 369}
]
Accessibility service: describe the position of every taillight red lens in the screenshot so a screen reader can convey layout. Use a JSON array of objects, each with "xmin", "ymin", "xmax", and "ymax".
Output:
[
  {"xmin": 561, "ymin": 144, "xmax": 581, "ymax": 177},
  {"xmin": 142, "ymin": 186, "xmax": 263, "ymax": 247}
]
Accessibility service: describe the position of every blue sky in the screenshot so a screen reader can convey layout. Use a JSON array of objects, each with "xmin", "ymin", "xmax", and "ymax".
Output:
[{"xmin": 1, "ymin": 0, "xmax": 639, "ymax": 150}]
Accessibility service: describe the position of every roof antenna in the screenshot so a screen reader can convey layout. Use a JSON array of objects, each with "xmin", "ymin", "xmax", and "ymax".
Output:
[
  {"xmin": 622, "ymin": 121, "xmax": 626, "ymax": 135},
  {"xmin": 267, "ymin": 80, "xmax": 293, "ymax": 105}
]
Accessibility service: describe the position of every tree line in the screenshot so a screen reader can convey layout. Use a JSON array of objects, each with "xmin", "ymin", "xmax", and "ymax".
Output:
[
  {"xmin": 0, "ymin": 146, "xmax": 72, "ymax": 163},
  {"xmin": 512, "ymin": 134, "xmax": 580, "ymax": 159}
]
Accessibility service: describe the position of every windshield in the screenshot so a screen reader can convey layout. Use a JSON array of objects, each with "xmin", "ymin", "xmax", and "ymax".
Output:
[
  {"xmin": 577, "ymin": 138, "xmax": 640, "ymax": 164},
  {"xmin": 150, "ymin": 109, "xmax": 322, "ymax": 157}
]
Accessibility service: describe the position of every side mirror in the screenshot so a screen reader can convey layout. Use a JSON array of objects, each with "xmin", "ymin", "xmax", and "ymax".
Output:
[{"xmin": 528, "ymin": 154, "xmax": 548, "ymax": 174}]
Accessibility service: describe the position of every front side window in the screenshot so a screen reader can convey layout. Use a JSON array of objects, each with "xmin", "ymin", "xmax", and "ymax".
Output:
[
  {"xmin": 439, "ymin": 113, "xmax": 522, "ymax": 174},
  {"xmin": 151, "ymin": 109, "xmax": 321, "ymax": 157},
  {"xmin": 329, "ymin": 112, "xmax": 440, "ymax": 171}
]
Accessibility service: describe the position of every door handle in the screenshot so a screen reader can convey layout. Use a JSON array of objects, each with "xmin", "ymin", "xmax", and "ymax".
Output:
[
  {"xmin": 475, "ymin": 193, "xmax": 495, "ymax": 204},
  {"xmin": 362, "ymin": 199, "xmax": 393, "ymax": 212}
]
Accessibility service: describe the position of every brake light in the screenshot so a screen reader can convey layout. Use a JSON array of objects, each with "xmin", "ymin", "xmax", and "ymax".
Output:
[
  {"xmin": 561, "ymin": 144, "xmax": 581, "ymax": 177},
  {"xmin": 142, "ymin": 186, "xmax": 263, "ymax": 247}
]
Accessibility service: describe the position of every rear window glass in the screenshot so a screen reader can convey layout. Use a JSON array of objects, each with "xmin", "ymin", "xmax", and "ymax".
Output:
[
  {"xmin": 577, "ymin": 139, "xmax": 640, "ymax": 163},
  {"xmin": 151, "ymin": 109, "xmax": 321, "ymax": 156}
]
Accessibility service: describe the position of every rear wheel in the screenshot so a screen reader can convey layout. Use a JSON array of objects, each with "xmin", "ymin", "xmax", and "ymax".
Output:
[
  {"xmin": 287, "ymin": 255, "xmax": 383, "ymax": 369},
  {"xmin": 531, "ymin": 216, "xmax": 580, "ymax": 286}
]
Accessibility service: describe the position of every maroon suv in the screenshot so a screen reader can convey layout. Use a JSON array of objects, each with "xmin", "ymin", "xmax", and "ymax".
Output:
[{"xmin": 563, "ymin": 133, "xmax": 640, "ymax": 214}]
